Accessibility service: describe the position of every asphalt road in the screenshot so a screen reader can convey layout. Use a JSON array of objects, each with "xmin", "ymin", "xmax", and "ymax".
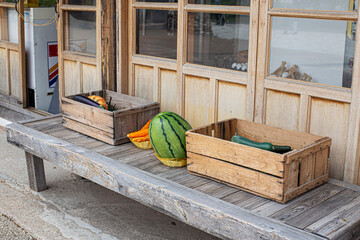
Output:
[{"xmin": 0, "ymin": 213, "xmax": 34, "ymax": 240}]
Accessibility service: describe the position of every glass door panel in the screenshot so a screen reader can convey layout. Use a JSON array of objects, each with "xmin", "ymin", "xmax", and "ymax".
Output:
[
  {"xmin": 272, "ymin": 0, "xmax": 357, "ymax": 11},
  {"xmin": 269, "ymin": 17, "xmax": 355, "ymax": 88}
]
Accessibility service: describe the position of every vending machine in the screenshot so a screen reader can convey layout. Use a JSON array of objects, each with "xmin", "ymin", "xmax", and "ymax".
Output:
[{"xmin": 24, "ymin": 7, "xmax": 59, "ymax": 114}]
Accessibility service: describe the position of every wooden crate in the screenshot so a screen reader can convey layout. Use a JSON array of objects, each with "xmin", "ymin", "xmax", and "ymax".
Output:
[
  {"xmin": 186, "ymin": 118, "xmax": 331, "ymax": 203},
  {"xmin": 61, "ymin": 90, "xmax": 159, "ymax": 145}
]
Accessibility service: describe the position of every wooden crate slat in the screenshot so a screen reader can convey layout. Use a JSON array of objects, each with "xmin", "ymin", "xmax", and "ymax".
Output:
[
  {"xmin": 283, "ymin": 160, "xmax": 300, "ymax": 193},
  {"xmin": 62, "ymin": 97, "xmax": 114, "ymax": 133},
  {"xmin": 286, "ymin": 137, "xmax": 331, "ymax": 164},
  {"xmin": 188, "ymin": 153, "xmax": 285, "ymax": 201},
  {"xmin": 63, "ymin": 117, "xmax": 117, "ymax": 145},
  {"xmin": 284, "ymin": 175, "xmax": 329, "ymax": 203},
  {"xmin": 299, "ymin": 153, "xmax": 316, "ymax": 185},
  {"xmin": 235, "ymin": 119, "xmax": 321, "ymax": 149},
  {"xmin": 186, "ymin": 132, "xmax": 285, "ymax": 178},
  {"xmin": 314, "ymin": 148, "xmax": 329, "ymax": 178}
]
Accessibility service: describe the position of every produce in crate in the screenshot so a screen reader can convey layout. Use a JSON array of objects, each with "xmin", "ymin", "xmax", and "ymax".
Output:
[
  {"xmin": 72, "ymin": 95, "xmax": 117, "ymax": 112},
  {"xmin": 88, "ymin": 95, "xmax": 108, "ymax": 110},
  {"xmin": 73, "ymin": 95, "xmax": 100, "ymax": 108},
  {"xmin": 231, "ymin": 131, "xmax": 291, "ymax": 154},
  {"xmin": 149, "ymin": 112, "xmax": 192, "ymax": 159},
  {"xmin": 127, "ymin": 119, "xmax": 152, "ymax": 149}
]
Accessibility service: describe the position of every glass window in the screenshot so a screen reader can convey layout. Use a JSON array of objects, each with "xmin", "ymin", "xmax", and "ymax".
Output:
[
  {"xmin": 269, "ymin": 17, "xmax": 355, "ymax": 88},
  {"xmin": 136, "ymin": 9, "xmax": 177, "ymax": 59},
  {"xmin": 273, "ymin": 0, "xmax": 357, "ymax": 11},
  {"xmin": 64, "ymin": 0, "xmax": 96, "ymax": 5},
  {"xmin": 137, "ymin": 0, "xmax": 177, "ymax": 2},
  {"xmin": 0, "ymin": 8, "xmax": 18, "ymax": 43},
  {"xmin": 65, "ymin": 11, "xmax": 96, "ymax": 55},
  {"xmin": 187, "ymin": 12, "xmax": 249, "ymax": 71},
  {"xmin": 188, "ymin": 0, "xmax": 250, "ymax": 6},
  {"xmin": 38, "ymin": 1, "xmax": 57, "ymax": 7}
]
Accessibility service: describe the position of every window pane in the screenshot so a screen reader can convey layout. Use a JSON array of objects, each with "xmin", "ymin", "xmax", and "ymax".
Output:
[
  {"xmin": 187, "ymin": 13, "xmax": 249, "ymax": 71},
  {"xmin": 0, "ymin": 8, "xmax": 18, "ymax": 43},
  {"xmin": 269, "ymin": 17, "xmax": 355, "ymax": 88},
  {"xmin": 38, "ymin": 1, "xmax": 57, "ymax": 7},
  {"xmin": 136, "ymin": 10, "xmax": 177, "ymax": 59},
  {"xmin": 64, "ymin": 0, "xmax": 96, "ymax": 5},
  {"xmin": 273, "ymin": 0, "xmax": 357, "ymax": 11},
  {"xmin": 137, "ymin": 0, "xmax": 177, "ymax": 3},
  {"xmin": 65, "ymin": 11, "xmax": 96, "ymax": 55},
  {"xmin": 188, "ymin": 0, "xmax": 250, "ymax": 6}
]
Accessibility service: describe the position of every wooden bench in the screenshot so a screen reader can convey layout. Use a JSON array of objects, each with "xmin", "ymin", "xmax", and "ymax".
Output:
[{"xmin": 5, "ymin": 115, "xmax": 360, "ymax": 240}]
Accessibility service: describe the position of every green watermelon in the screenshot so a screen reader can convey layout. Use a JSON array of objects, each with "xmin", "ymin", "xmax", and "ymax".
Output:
[{"xmin": 149, "ymin": 112, "xmax": 192, "ymax": 159}]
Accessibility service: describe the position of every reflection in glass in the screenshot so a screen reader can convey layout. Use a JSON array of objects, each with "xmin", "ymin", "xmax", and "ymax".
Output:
[
  {"xmin": 188, "ymin": 0, "xmax": 249, "ymax": 6},
  {"xmin": 65, "ymin": 11, "xmax": 96, "ymax": 55},
  {"xmin": 269, "ymin": 17, "xmax": 355, "ymax": 88},
  {"xmin": 64, "ymin": 0, "xmax": 96, "ymax": 5},
  {"xmin": 187, "ymin": 12, "xmax": 249, "ymax": 71},
  {"xmin": 0, "ymin": 8, "xmax": 18, "ymax": 43},
  {"xmin": 273, "ymin": 0, "xmax": 357, "ymax": 11},
  {"xmin": 136, "ymin": 10, "xmax": 177, "ymax": 59},
  {"xmin": 137, "ymin": 0, "xmax": 177, "ymax": 2}
]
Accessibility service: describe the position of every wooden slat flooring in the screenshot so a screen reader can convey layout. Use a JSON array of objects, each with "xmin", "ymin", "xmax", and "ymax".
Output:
[{"xmin": 23, "ymin": 117, "xmax": 360, "ymax": 239}]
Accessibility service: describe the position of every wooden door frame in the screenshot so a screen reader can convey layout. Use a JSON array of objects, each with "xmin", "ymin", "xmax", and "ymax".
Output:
[
  {"xmin": 0, "ymin": 0, "xmax": 26, "ymax": 107},
  {"xmin": 255, "ymin": 0, "xmax": 360, "ymax": 184},
  {"xmin": 120, "ymin": 0, "xmax": 259, "ymax": 122},
  {"xmin": 57, "ymin": 0, "xmax": 116, "ymax": 102}
]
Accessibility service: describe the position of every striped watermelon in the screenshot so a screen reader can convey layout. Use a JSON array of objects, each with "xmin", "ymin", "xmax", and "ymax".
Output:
[{"xmin": 149, "ymin": 112, "xmax": 192, "ymax": 159}]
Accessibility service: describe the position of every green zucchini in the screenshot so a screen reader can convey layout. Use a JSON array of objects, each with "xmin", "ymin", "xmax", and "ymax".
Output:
[{"xmin": 231, "ymin": 132, "xmax": 291, "ymax": 154}]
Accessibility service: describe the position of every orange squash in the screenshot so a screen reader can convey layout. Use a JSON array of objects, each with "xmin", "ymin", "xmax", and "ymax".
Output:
[{"xmin": 88, "ymin": 95, "xmax": 108, "ymax": 110}]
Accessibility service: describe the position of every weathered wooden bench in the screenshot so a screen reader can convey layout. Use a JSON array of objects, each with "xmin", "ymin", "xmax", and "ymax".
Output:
[{"xmin": 5, "ymin": 115, "xmax": 360, "ymax": 240}]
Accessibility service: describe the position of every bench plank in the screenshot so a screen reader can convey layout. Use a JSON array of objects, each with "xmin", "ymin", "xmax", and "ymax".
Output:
[
  {"xmin": 286, "ymin": 189, "xmax": 360, "ymax": 229},
  {"xmin": 305, "ymin": 196, "xmax": 360, "ymax": 239},
  {"xmin": 6, "ymin": 121, "xmax": 326, "ymax": 240},
  {"xmin": 269, "ymin": 184, "xmax": 345, "ymax": 222}
]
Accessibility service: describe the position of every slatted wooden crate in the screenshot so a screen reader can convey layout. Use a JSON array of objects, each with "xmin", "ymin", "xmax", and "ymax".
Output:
[
  {"xmin": 61, "ymin": 90, "xmax": 159, "ymax": 145},
  {"xmin": 186, "ymin": 118, "xmax": 331, "ymax": 203}
]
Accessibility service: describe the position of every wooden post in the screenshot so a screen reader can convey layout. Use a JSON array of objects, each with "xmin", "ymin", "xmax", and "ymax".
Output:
[
  {"xmin": 102, "ymin": 0, "xmax": 117, "ymax": 91},
  {"xmin": 25, "ymin": 152, "xmax": 47, "ymax": 192},
  {"xmin": 18, "ymin": 0, "xmax": 26, "ymax": 107}
]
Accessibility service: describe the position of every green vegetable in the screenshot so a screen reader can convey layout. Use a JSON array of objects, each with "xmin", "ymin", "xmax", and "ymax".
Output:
[
  {"xmin": 149, "ymin": 112, "xmax": 192, "ymax": 159},
  {"xmin": 231, "ymin": 131, "xmax": 291, "ymax": 154}
]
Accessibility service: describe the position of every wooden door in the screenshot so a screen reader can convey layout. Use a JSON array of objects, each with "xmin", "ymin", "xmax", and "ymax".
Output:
[
  {"xmin": 122, "ymin": 0, "xmax": 259, "ymax": 129},
  {"xmin": 0, "ymin": 0, "xmax": 26, "ymax": 107},
  {"xmin": 255, "ymin": 0, "xmax": 360, "ymax": 184},
  {"xmin": 57, "ymin": 0, "xmax": 102, "ymax": 99}
]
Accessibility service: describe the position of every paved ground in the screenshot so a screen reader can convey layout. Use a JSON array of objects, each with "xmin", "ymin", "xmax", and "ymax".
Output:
[
  {"xmin": 0, "ymin": 213, "xmax": 34, "ymax": 240},
  {"xmin": 0, "ymin": 106, "xmax": 219, "ymax": 240}
]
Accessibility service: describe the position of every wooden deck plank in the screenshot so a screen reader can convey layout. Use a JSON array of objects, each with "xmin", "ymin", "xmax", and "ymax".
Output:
[
  {"xmin": 157, "ymin": 168, "xmax": 186, "ymax": 179},
  {"xmin": 251, "ymin": 183, "xmax": 345, "ymax": 217},
  {"xmin": 305, "ymin": 196, "xmax": 360, "ymax": 239},
  {"xmin": 237, "ymin": 196, "xmax": 271, "ymax": 211},
  {"xmin": 269, "ymin": 184, "xmax": 345, "ymax": 222},
  {"xmin": 286, "ymin": 189, "xmax": 360, "ymax": 229},
  {"xmin": 194, "ymin": 181, "xmax": 239, "ymax": 199},
  {"xmin": 5, "ymin": 121, "xmax": 326, "ymax": 240},
  {"xmin": 221, "ymin": 190, "xmax": 256, "ymax": 205},
  {"xmin": 145, "ymin": 164, "xmax": 185, "ymax": 176}
]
